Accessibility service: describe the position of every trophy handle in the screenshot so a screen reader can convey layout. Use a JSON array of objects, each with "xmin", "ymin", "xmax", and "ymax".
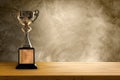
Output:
[{"xmin": 32, "ymin": 10, "xmax": 39, "ymax": 23}]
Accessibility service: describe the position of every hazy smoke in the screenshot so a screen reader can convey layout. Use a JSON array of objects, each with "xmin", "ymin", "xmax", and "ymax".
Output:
[{"xmin": 0, "ymin": 0, "xmax": 120, "ymax": 62}]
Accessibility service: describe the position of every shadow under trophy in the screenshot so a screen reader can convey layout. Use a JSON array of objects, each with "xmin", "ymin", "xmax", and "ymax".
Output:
[{"xmin": 16, "ymin": 10, "xmax": 39, "ymax": 69}]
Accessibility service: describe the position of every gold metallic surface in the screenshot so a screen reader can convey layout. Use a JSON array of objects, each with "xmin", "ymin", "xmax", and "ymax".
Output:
[{"xmin": 20, "ymin": 50, "xmax": 33, "ymax": 64}]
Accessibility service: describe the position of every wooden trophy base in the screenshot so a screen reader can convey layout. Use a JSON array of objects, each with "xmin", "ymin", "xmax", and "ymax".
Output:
[{"xmin": 16, "ymin": 47, "xmax": 37, "ymax": 69}]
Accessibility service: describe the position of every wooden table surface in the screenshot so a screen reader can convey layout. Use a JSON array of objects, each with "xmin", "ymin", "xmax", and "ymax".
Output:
[{"xmin": 0, "ymin": 62, "xmax": 120, "ymax": 76}]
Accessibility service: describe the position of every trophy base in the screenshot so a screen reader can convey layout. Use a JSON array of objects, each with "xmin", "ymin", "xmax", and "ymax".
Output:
[
  {"xmin": 16, "ymin": 47, "xmax": 37, "ymax": 69},
  {"xmin": 16, "ymin": 64, "xmax": 37, "ymax": 69}
]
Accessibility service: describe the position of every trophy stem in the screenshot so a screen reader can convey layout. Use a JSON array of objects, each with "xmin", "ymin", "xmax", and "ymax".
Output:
[{"xmin": 22, "ymin": 26, "xmax": 32, "ymax": 48}]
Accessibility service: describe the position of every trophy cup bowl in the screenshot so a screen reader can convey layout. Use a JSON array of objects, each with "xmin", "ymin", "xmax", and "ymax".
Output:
[{"xmin": 16, "ymin": 10, "xmax": 39, "ymax": 69}]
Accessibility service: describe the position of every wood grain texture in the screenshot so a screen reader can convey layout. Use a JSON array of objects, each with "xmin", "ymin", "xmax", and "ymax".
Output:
[{"xmin": 0, "ymin": 62, "xmax": 120, "ymax": 76}]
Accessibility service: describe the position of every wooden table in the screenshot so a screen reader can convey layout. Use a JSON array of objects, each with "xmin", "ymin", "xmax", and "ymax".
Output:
[{"xmin": 0, "ymin": 62, "xmax": 120, "ymax": 80}]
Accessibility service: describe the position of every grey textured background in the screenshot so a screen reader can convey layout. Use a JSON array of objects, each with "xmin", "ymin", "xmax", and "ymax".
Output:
[{"xmin": 0, "ymin": 0, "xmax": 120, "ymax": 62}]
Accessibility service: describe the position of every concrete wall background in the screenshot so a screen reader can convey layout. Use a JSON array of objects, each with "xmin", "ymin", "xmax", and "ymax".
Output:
[{"xmin": 0, "ymin": 0, "xmax": 120, "ymax": 62}]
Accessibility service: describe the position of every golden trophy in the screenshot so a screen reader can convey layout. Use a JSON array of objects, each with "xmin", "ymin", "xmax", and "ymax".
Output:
[{"xmin": 16, "ymin": 10, "xmax": 39, "ymax": 69}]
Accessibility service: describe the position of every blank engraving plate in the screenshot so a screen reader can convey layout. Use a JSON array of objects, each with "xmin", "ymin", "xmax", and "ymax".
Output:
[{"xmin": 19, "ymin": 49, "xmax": 33, "ymax": 64}]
